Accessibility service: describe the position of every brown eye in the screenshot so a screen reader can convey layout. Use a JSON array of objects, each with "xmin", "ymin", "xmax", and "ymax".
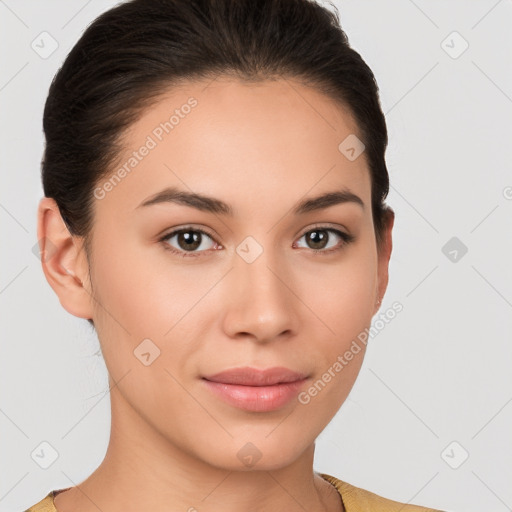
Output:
[
  {"xmin": 160, "ymin": 228, "xmax": 217, "ymax": 256},
  {"xmin": 295, "ymin": 227, "xmax": 354, "ymax": 254}
]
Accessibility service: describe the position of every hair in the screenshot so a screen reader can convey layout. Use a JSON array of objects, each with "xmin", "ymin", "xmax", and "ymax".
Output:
[{"xmin": 41, "ymin": 0, "xmax": 392, "ymax": 328}]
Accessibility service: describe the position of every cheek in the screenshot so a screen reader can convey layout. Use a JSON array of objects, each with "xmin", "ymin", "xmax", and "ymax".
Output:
[
  {"xmin": 294, "ymin": 241, "xmax": 376, "ymax": 412},
  {"xmin": 88, "ymin": 233, "xmax": 220, "ymax": 376},
  {"xmin": 298, "ymin": 247, "xmax": 377, "ymax": 344},
  {"xmin": 295, "ymin": 259, "xmax": 375, "ymax": 425},
  {"xmin": 88, "ymin": 241, "xmax": 202, "ymax": 409},
  {"xmin": 90, "ymin": 233, "xmax": 191, "ymax": 333}
]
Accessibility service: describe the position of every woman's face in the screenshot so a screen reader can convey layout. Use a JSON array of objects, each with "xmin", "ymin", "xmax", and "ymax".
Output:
[{"xmin": 55, "ymin": 77, "xmax": 392, "ymax": 470}]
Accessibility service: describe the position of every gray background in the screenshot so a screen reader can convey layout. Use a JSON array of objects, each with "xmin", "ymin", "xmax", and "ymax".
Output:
[{"xmin": 1, "ymin": 1, "xmax": 511, "ymax": 511}]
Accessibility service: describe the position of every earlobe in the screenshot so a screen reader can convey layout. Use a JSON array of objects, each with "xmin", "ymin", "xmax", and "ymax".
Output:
[{"xmin": 36, "ymin": 197, "xmax": 94, "ymax": 320}]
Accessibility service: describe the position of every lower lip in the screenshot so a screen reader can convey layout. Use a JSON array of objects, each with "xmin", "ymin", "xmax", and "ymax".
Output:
[{"xmin": 202, "ymin": 378, "xmax": 308, "ymax": 412}]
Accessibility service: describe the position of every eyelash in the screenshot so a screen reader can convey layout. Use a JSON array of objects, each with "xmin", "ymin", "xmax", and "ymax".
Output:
[{"xmin": 158, "ymin": 225, "xmax": 355, "ymax": 258}]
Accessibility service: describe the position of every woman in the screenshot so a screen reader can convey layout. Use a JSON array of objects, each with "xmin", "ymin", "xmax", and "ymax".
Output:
[{"xmin": 26, "ymin": 0, "xmax": 445, "ymax": 510}]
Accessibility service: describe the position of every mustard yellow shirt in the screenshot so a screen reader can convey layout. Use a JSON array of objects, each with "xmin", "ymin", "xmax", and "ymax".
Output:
[{"xmin": 23, "ymin": 473, "xmax": 445, "ymax": 511}]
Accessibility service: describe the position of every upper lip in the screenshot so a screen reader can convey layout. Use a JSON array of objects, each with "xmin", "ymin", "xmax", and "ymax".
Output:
[{"xmin": 202, "ymin": 366, "xmax": 308, "ymax": 386}]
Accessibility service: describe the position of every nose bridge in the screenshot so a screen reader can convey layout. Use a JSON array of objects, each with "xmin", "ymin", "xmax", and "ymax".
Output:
[{"xmin": 223, "ymin": 235, "xmax": 297, "ymax": 341}]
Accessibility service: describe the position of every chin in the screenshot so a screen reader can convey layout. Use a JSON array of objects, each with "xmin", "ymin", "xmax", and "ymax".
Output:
[{"xmin": 192, "ymin": 431, "xmax": 312, "ymax": 472}]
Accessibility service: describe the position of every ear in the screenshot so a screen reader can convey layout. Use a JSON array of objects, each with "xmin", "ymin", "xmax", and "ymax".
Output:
[
  {"xmin": 373, "ymin": 207, "xmax": 394, "ymax": 315},
  {"xmin": 36, "ymin": 196, "xmax": 94, "ymax": 320}
]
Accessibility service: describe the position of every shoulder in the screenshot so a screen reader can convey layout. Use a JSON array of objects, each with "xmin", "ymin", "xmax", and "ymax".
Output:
[
  {"xmin": 319, "ymin": 473, "xmax": 447, "ymax": 512},
  {"xmin": 23, "ymin": 490, "xmax": 58, "ymax": 512}
]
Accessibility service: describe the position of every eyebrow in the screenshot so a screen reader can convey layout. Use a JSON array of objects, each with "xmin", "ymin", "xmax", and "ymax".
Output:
[{"xmin": 136, "ymin": 186, "xmax": 365, "ymax": 215}]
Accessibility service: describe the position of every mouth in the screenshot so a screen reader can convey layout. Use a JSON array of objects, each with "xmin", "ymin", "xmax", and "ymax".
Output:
[
  {"xmin": 201, "ymin": 366, "xmax": 310, "ymax": 412},
  {"xmin": 202, "ymin": 366, "xmax": 308, "ymax": 386}
]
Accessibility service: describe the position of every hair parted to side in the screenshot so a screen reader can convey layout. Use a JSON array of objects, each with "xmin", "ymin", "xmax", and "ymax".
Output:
[{"xmin": 41, "ymin": 0, "xmax": 392, "ymax": 328}]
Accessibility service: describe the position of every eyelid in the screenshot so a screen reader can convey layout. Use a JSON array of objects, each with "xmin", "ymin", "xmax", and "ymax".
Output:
[
  {"xmin": 296, "ymin": 222, "xmax": 350, "ymax": 238},
  {"xmin": 159, "ymin": 224, "xmax": 218, "ymax": 240}
]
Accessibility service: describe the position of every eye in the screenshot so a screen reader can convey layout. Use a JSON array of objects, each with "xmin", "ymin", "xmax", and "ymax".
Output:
[
  {"xmin": 294, "ymin": 226, "xmax": 355, "ymax": 254},
  {"xmin": 159, "ymin": 227, "xmax": 220, "ymax": 257},
  {"xmin": 158, "ymin": 224, "xmax": 355, "ymax": 258}
]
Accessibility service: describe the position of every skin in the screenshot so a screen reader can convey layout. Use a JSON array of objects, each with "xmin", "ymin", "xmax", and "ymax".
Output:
[{"xmin": 38, "ymin": 76, "xmax": 393, "ymax": 512}]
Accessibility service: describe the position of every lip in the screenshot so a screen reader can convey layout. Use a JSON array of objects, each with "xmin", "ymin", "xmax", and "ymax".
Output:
[
  {"xmin": 202, "ymin": 366, "xmax": 309, "ymax": 412},
  {"xmin": 202, "ymin": 366, "xmax": 308, "ymax": 386}
]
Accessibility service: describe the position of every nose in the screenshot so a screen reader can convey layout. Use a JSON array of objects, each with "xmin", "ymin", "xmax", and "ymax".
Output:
[{"xmin": 221, "ymin": 246, "xmax": 300, "ymax": 344}]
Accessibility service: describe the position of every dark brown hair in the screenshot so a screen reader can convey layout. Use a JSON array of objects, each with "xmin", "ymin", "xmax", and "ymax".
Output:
[{"xmin": 42, "ymin": 0, "xmax": 392, "ymax": 328}]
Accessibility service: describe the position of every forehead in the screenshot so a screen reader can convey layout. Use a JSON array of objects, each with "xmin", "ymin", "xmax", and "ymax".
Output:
[{"xmin": 95, "ymin": 76, "xmax": 371, "ymax": 216}]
